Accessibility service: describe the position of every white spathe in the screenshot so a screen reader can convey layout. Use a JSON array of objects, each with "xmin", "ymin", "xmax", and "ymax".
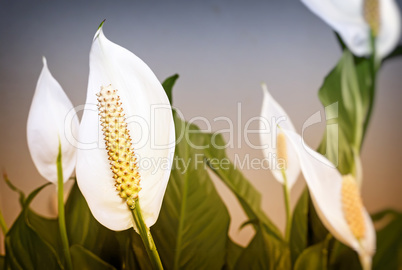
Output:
[
  {"xmin": 76, "ymin": 26, "xmax": 175, "ymax": 231},
  {"xmin": 301, "ymin": 0, "xmax": 401, "ymax": 59},
  {"xmin": 282, "ymin": 128, "xmax": 375, "ymax": 267},
  {"xmin": 260, "ymin": 84, "xmax": 301, "ymax": 189},
  {"xmin": 27, "ymin": 57, "xmax": 79, "ymax": 184}
]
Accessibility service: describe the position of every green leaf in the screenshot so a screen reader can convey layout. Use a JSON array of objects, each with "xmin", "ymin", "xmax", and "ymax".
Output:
[
  {"xmin": 5, "ymin": 183, "xmax": 64, "ymax": 270},
  {"xmin": 318, "ymin": 50, "xmax": 366, "ymax": 175},
  {"xmin": 224, "ymin": 239, "xmax": 244, "ymax": 270},
  {"xmin": 290, "ymin": 188, "xmax": 308, "ymax": 266},
  {"xmin": 372, "ymin": 210, "xmax": 402, "ymax": 270},
  {"xmin": 152, "ymin": 114, "xmax": 230, "ymax": 270},
  {"xmin": 70, "ymin": 245, "xmax": 116, "ymax": 270},
  {"xmin": 202, "ymin": 132, "xmax": 282, "ymax": 239},
  {"xmin": 65, "ymin": 181, "xmax": 141, "ymax": 269},
  {"xmin": 294, "ymin": 236, "xmax": 331, "ymax": 270},
  {"xmin": 0, "ymin": 255, "xmax": 4, "ymax": 270},
  {"xmin": 328, "ymin": 240, "xmax": 361, "ymax": 270},
  {"xmin": 3, "ymin": 173, "xmax": 25, "ymax": 207},
  {"xmin": 235, "ymin": 225, "xmax": 290, "ymax": 270},
  {"xmin": 162, "ymin": 74, "xmax": 179, "ymax": 105},
  {"xmin": 26, "ymin": 209, "xmax": 63, "ymax": 260},
  {"xmin": 65, "ymin": 182, "xmax": 112, "ymax": 255},
  {"xmin": 307, "ymin": 193, "xmax": 329, "ymax": 245}
]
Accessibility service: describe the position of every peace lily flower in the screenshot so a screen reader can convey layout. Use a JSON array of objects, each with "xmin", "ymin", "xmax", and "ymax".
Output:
[
  {"xmin": 260, "ymin": 87, "xmax": 375, "ymax": 268},
  {"xmin": 260, "ymin": 84, "xmax": 301, "ymax": 189},
  {"xmin": 27, "ymin": 57, "xmax": 79, "ymax": 184},
  {"xmin": 282, "ymin": 129, "xmax": 375, "ymax": 270},
  {"xmin": 76, "ymin": 24, "xmax": 175, "ymax": 233},
  {"xmin": 301, "ymin": 0, "xmax": 401, "ymax": 59}
]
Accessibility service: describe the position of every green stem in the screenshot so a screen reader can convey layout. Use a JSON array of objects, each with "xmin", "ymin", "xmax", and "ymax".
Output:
[
  {"xmin": 131, "ymin": 198, "xmax": 163, "ymax": 270},
  {"xmin": 281, "ymin": 168, "xmax": 292, "ymax": 242},
  {"xmin": 56, "ymin": 144, "xmax": 73, "ymax": 270},
  {"xmin": 362, "ymin": 32, "xmax": 378, "ymax": 146},
  {"xmin": 0, "ymin": 208, "xmax": 7, "ymax": 236}
]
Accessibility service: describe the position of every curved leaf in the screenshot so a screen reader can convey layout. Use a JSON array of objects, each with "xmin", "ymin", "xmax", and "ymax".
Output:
[
  {"xmin": 5, "ymin": 183, "xmax": 63, "ymax": 270},
  {"xmin": 235, "ymin": 224, "xmax": 290, "ymax": 270},
  {"xmin": 152, "ymin": 115, "xmax": 230, "ymax": 270},
  {"xmin": 203, "ymin": 133, "xmax": 282, "ymax": 239},
  {"xmin": 70, "ymin": 245, "xmax": 116, "ymax": 270}
]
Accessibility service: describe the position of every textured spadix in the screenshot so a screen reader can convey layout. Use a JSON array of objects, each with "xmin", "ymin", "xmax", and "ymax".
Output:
[
  {"xmin": 301, "ymin": 0, "xmax": 401, "ymax": 59},
  {"xmin": 27, "ymin": 57, "xmax": 79, "ymax": 184},
  {"xmin": 76, "ymin": 26, "xmax": 175, "ymax": 231},
  {"xmin": 282, "ymin": 128, "xmax": 375, "ymax": 267},
  {"xmin": 260, "ymin": 84, "xmax": 300, "ymax": 189}
]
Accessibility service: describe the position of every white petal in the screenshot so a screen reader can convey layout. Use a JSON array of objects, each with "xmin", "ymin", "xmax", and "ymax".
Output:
[
  {"xmin": 376, "ymin": 0, "xmax": 401, "ymax": 58},
  {"xmin": 259, "ymin": 84, "xmax": 300, "ymax": 188},
  {"xmin": 301, "ymin": 0, "xmax": 370, "ymax": 56},
  {"xmin": 282, "ymin": 129, "xmax": 375, "ymax": 257},
  {"xmin": 27, "ymin": 57, "xmax": 79, "ymax": 184},
  {"xmin": 76, "ymin": 27, "xmax": 175, "ymax": 231}
]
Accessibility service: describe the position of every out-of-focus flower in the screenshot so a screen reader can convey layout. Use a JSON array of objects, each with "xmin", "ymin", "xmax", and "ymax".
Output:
[
  {"xmin": 76, "ymin": 25, "xmax": 175, "ymax": 231},
  {"xmin": 282, "ymin": 128, "xmax": 375, "ymax": 269},
  {"xmin": 259, "ymin": 84, "xmax": 300, "ymax": 189},
  {"xmin": 27, "ymin": 57, "xmax": 79, "ymax": 184},
  {"xmin": 301, "ymin": 0, "xmax": 401, "ymax": 58}
]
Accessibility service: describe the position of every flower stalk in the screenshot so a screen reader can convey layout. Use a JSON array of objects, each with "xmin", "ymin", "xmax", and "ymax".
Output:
[
  {"xmin": 131, "ymin": 199, "xmax": 163, "ymax": 270},
  {"xmin": 280, "ymin": 168, "xmax": 292, "ymax": 242},
  {"xmin": 56, "ymin": 143, "xmax": 73, "ymax": 270}
]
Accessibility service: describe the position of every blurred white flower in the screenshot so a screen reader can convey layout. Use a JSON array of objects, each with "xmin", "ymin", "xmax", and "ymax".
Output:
[
  {"xmin": 301, "ymin": 0, "xmax": 401, "ymax": 58},
  {"xmin": 259, "ymin": 84, "xmax": 300, "ymax": 189},
  {"xmin": 76, "ymin": 25, "xmax": 175, "ymax": 231},
  {"xmin": 27, "ymin": 57, "xmax": 79, "ymax": 184},
  {"xmin": 282, "ymin": 128, "xmax": 375, "ymax": 270}
]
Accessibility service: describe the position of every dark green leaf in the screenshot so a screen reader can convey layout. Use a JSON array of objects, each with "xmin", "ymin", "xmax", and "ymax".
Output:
[
  {"xmin": 307, "ymin": 193, "xmax": 328, "ymax": 245},
  {"xmin": 70, "ymin": 245, "xmax": 116, "ymax": 270},
  {"xmin": 65, "ymin": 182, "xmax": 111, "ymax": 255},
  {"xmin": 328, "ymin": 240, "xmax": 361, "ymax": 270},
  {"xmin": 290, "ymin": 188, "xmax": 308, "ymax": 266},
  {"xmin": 0, "ymin": 255, "xmax": 4, "ymax": 270},
  {"xmin": 203, "ymin": 132, "xmax": 282, "ymax": 239},
  {"xmin": 235, "ymin": 225, "xmax": 290, "ymax": 270},
  {"xmin": 224, "ymin": 239, "xmax": 244, "ymax": 270},
  {"xmin": 66, "ymin": 182, "xmax": 140, "ymax": 269},
  {"xmin": 161, "ymin": 74, "xmax": 179, "ymax": 105},
  {"xmin": 152, "ymin": 115, "xmax": 230, "ymax": 270},
  {"xmin": 5, "ymin": 183, "xmax": 64, "ymax": 270},
  {"xmin": 372, "ymin": 210, "xmax": 402, "ymax": 270},
  {"xmin": 294, "ymin": 236, "xmax": 331, "ymax": 270},
  {"xmin": 26, "ymin": 209, "xmax": 63, "ymax": 260}
]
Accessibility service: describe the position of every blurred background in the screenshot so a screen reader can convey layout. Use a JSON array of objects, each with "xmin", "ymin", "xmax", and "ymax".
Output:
[{"xmin": 1, "ymin": 0, "xmax": 402, "ymax": 251}]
